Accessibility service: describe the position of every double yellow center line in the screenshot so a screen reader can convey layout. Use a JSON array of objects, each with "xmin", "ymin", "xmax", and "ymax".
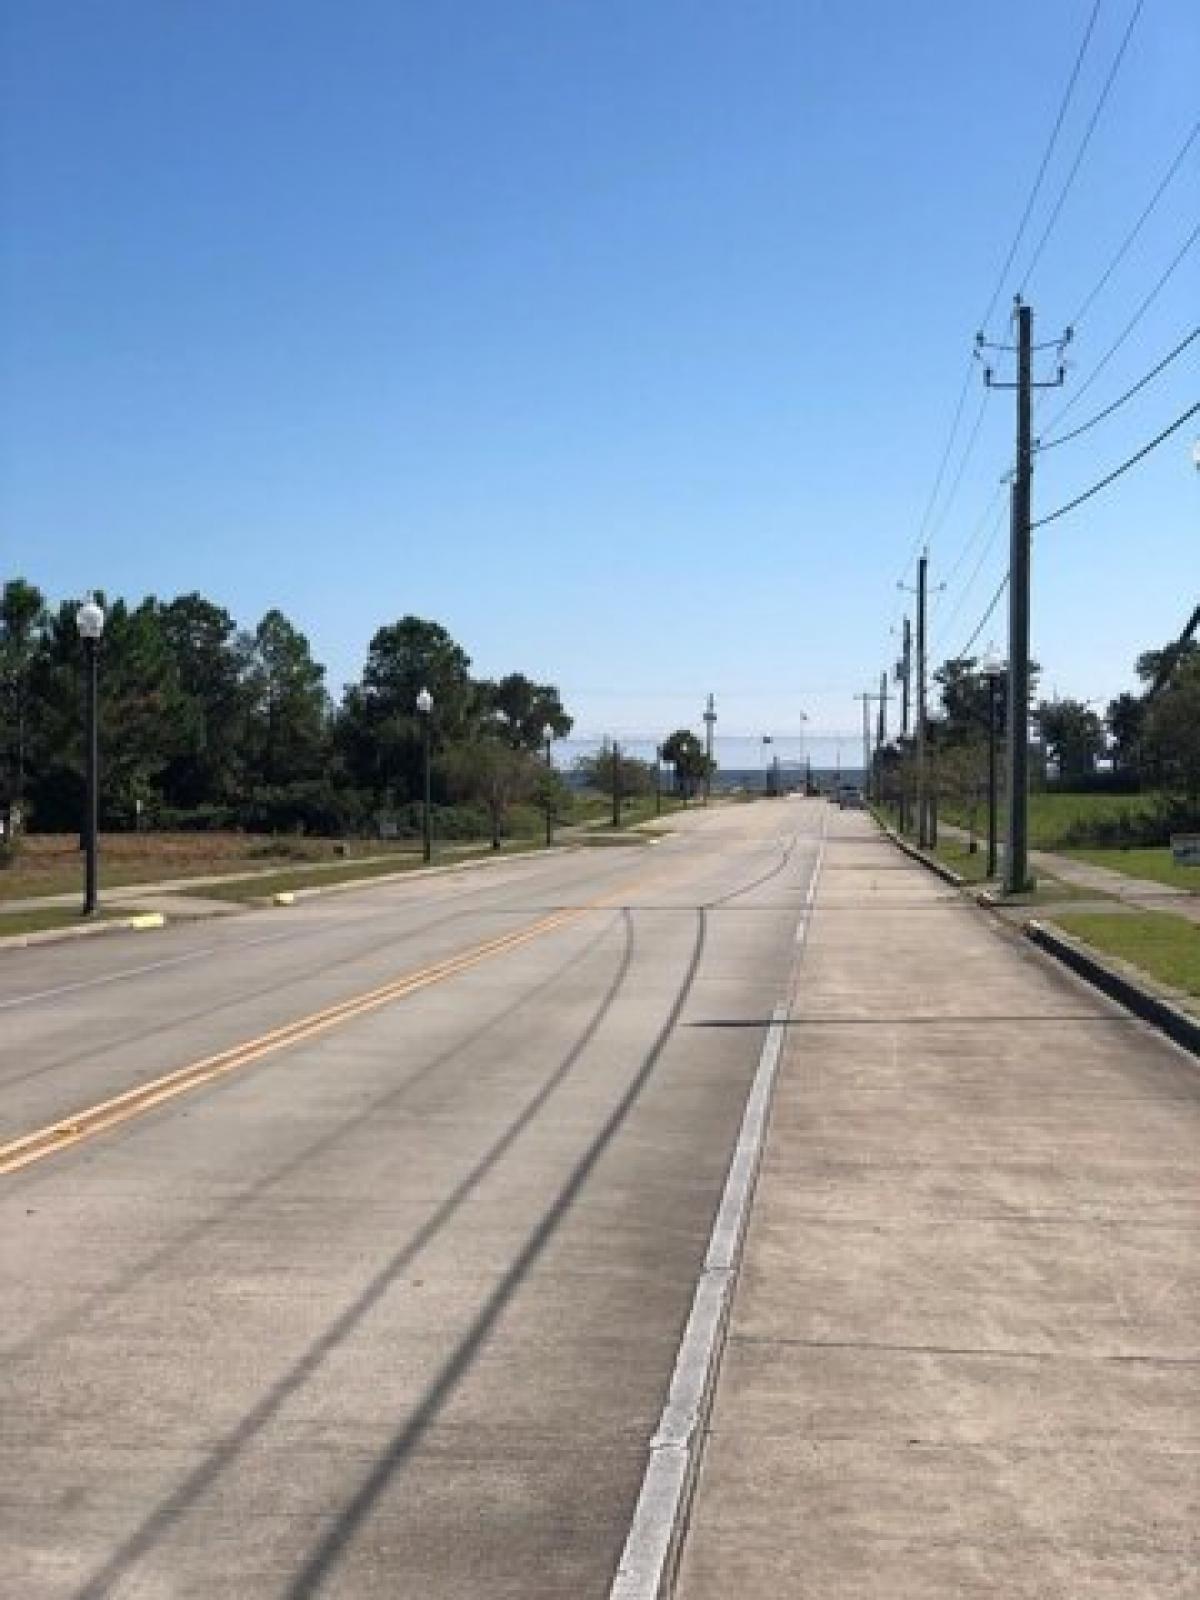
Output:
[{"xmin": 0, "ymin": 903, "xmax": 593, "ymax": 1179}]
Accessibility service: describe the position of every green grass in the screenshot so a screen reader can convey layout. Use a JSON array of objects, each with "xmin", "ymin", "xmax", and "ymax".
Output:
[
  {"xmin": 941, "ymin": 791, "xmax": 1162, "ymax": 850},
  {"xmin": 185, "ymin": 839, "xmax": 542, "ymax": 902},
  {"xmin": 0, "ymin": 906, "xmax": 126, "ymax": 938},
  {"xmin": 1063, "ymin": 846, "xmax": 1200, "ymax": 893},
  {"xmin": 928, "ymin": 839, "xmax": 1098, "ymax": 904},
  {"xmin": 929, "ymin": 838, "xmax": 990, "ymax": 883},
  {"xmin": 568, "ymin": 793, "xmax": 688, "ymax": 829},
  {"xmin": 0, "ymin": 832, "xmax": 421, "ymax": 902},
  {"xmin": 1053, "ymin": 911, "xmax": 1200, "ymax": 1007}
]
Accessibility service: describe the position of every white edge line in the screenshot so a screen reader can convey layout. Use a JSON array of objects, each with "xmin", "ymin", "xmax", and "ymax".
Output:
[{"xmin": 609, "ymin": 829, "xmax": 826, "ymax": 1599}]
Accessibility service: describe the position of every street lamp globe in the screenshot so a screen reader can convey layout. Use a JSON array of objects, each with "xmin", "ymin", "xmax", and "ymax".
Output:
[
  {"xmin": 415, "ymin": 687, "xmax": 433, "ymax": 715},
  {"xmin": 76, "ymin": 596, "xmax": 105, "ymax": 641},
  {"xmin": 979, "ymin": 649, "xmax": 1006, "ymax": 679}
]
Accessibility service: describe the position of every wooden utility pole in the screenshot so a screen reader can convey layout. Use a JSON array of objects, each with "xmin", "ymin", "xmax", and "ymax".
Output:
[
  {"xmin": 703, "ymin": 694, "xmax": 716, "ymax": 805},
  {"xmin": 899, "ymin": 617, "xmax": 912, "ymax": 736},
  {"xmin": 916, "ymin": 555, "xmax": 929, "ymax": 845},
  {"xmin": 983, "ymin": 301, "xmax": 1067, "ymax": 893}
]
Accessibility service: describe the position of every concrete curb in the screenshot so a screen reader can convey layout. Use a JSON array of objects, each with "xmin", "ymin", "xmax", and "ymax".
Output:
[
  {"xmin": 877, "ymin": 819, "xmax": 1200, "ymax": 1060},
  {"xmin": 269, "ymin": 845, "xmax": 574, "ymax": 905},
  {"xmin": 878, "ymin": 824, "xmax": 967, "ymax": 889},
  {"xmin": 0, "ymin": 911, "xmax": 166, "ymax": 953},
  {"xmin": 0, "ymin": 848, "xmax": 574, "ymax": 950},
  {"xmin": 1023, "ymin": 919, "xmax": 1200, "ymax": 1060}
]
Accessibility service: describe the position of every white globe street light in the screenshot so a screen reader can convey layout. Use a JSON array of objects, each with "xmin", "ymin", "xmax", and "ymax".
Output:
[
  {"xmin": 415, "ymin": 688, "xmax": 433, "ymax": 861},
  {"xmin": 75, "ymin": 595, "xmax": 106, "ymax": 914},
  {"xmin": 76, "ymin": 596, "xmax": 106, "ymax": 641},
  {"xmin": 978, "ymin": 649, "xmax": 1006, "ymax": 879},
  {"xmin": 542, "ymin": 724, "xmax": 556, "ymax": 846}
]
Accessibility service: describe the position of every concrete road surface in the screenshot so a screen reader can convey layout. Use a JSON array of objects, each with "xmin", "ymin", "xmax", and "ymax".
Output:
[
  {"xmin": 1, "ymin": 800, "xmax": 821, "ymax": 1598},
  {"xmin": 676, "ymin": 816, "xmax": 1199, "ymax": 1599}
]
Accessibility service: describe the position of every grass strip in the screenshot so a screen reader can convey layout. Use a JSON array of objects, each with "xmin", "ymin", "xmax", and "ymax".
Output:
[
  {"xmin": 1052, "ymin": 910, "xmax": 1200, "ymax": 1006},
  {"xmin": 1062, "ymin": 846, "xmax": 1200, "ymax": 893},
  {"xmin": 184, "ymin": 840, "xmax": 543, "ymax": 902},
  {"xmin": 0, "ymin": 907, "xmax": 126, "ymax": 938}
]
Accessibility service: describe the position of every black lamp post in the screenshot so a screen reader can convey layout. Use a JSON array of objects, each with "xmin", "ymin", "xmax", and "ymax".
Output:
[
  {"xmin": 416, "ymin": 686, "xmax": 433, "ymax": 863},
  {"xmin": 980, "ymin": 651, "xmax": 1006, "ymax": 879},
  {"xmin": 76, "ymin": 595, "xmax": 105, "ymax": 916},
  {"xmin": 654, "ymin": 744, "xmax": 662, "ymax": 816},
  {"xmin": 543, "ymin": 723, "xmax": 554, "ymax": 846}
]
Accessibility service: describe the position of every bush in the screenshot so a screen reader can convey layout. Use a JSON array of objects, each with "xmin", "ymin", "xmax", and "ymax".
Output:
[
  {"xmin": 1061, "ymin": 795, "xmax": 1200, "ymax": 848},
  {"xmin": 152, "ymin": 804, "xmax": 241, "ymax": 832},
  {"xmin": 1044, "ymin": 772, "xmax": 1142, "ymax": 796}
]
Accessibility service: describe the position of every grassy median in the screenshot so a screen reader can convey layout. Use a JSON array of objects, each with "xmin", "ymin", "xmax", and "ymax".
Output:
[
  {"xmin": 923, "ymin": 836, "xmax": 1100, "ymax": 904},
  {"xmin": 1053, "ymin": 911, "xmax": 1200, "ymax": 1007},
  {"xmin": 1062, "ymin": 846, "xmax": 1200, "ymax": 893},
  {"xmin": 183, "ymin": 839, "xmax": 544, "ymax": 902},
  {"xmin": 0, "ymin": 832, "xmax": 421, "ymax": 902},
  {"xmin": 0, "ymin": 907, "xmax": 127, "ymax": 939}
]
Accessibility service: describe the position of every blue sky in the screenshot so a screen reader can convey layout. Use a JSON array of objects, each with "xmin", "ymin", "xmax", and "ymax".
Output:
[{"xmin": 2, "ymin": 0, "xmax": 1196, "ymax": 763}]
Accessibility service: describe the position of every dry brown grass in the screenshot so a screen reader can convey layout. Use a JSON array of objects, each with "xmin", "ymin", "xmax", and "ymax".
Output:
[{"xmin": 0, "ymin": 833, "xmax": 414, "ymax": 901}]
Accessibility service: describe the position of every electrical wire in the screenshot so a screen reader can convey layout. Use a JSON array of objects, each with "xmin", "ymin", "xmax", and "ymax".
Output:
[
  {"xmin": 932, "ymin": 497, "xmax": 1010, "ymax": 655},
  {"xmin": 1041, "ymin": 221, "xmax": 1200, "ymax": 434},
  {"xmin": 978, "ymin": 0, "xmax": 1103, "ymax": 333},
  {"xmin": 895, "ymin": 356, "xmax": 975, "ymax": 585},
  {"xmin": 940, "ymin": 476, "xmax": 1009, "ymax": 591},
  {"xmin": 1032, "ymin": 399, "xmax": 1200, "ymax": 528},
  {"xmin": 1018, "ymin": 0, "xmax": 1147, "ymax": 294},
  {"xmin": 1037, "ymin": 326, "xmax": 1199, "ymax": 451},
  {"xmin": 1069, "ymin": 117, "xmax": 1200, "ymax": 326},
  {"xmin": 923, "ymin": 390, "xmax": 994, "ymax": 550},
  {"xmin": 895, "ymin": 0, "xmax": 1105, "ymax": 592},
  {"xmin": 955, "ymin": 575, "xmax": 1011, "ymax": 661}
]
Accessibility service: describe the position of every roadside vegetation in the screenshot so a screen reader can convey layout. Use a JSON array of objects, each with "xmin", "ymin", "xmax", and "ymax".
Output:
[
  {"xmin": 876, "ymin": 625, "xmax": 1200, "ymax": 897},
  {"xmin": 1052, "ymin": 911, "xmax": 1200, "ymax": 1011},
  {"xmin": 0, "ymin": 581, "xmax": 710, "ymax": 891},
  {"xmin": 0, "ymin": 906, "xmax": 128, "ymax": 938}
]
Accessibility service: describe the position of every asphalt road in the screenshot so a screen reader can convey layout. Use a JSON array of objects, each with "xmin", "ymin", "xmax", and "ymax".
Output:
[{"xmin": 1, "ymin": 799, "xmax": 823, "ymax": 1598}]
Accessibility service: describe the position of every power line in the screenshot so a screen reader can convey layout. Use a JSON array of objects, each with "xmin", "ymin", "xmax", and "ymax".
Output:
[
  {"xmin": 1037, "ymin": 326, "xmax": 1199, "ymax": 451},
  {"xmin": 895, "ymin": 356, "xmax": 975, "ymax": 585},
  {"xmin": 1042, "ymin": 220, "xmax": 1200, "ymax": 433},
  {"xmin": 1069, "ymin": 117, "xmax": 1200, "ymax": 326},
  {"xmin": 1018, "ymin": 0, "xmax": 1147, "ymax": 294},
  {"xmin": 940, "ymin": 476, "xmax": 1009, "ymax": 591},
  {"xmin": 923, "ymin": 389, "xmax": 993, "ymax": 550},
  {"xmin": 955, "ymin": 574, "xmax": 1011, "ymax": 662},
  {"xmin": 932, "ymin": 496, "xmax": 1009, "ymax": 652},
  {"xmin": 978, "ymin": 0, "xmax": 1102, "ymax": 333},
  {"xmin": 1032, "ymin": 399, "xmax": 1200, "ymax": 528},
  {"xmin": 896, "ymin": 0, "xmax": 1105, "ymax": 591}
]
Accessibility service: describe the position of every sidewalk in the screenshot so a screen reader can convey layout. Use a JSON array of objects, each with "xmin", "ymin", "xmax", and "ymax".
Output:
[
  {"xmin": 939, "ymin": 821, "xmax": 1200, "ymax": 924},
  {"xmin": 675, "ymin": 820, "xmax": 1199, "ymax": 1598}
]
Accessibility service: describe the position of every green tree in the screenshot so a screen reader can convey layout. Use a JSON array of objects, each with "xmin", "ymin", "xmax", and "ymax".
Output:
[
  {"xmin": 1106, "ymin": 691, "xmax": 1145, "ymax": 775},
  {"xmin": 442, "ymin": 738, "xmax": 541, "ymax": 849},
  {"xmin": 573, "ymin": 741, "xmax": 654, "ymax": 800},
  {"xmin": 157, "ymin": 592, "xmax": 249, "ymax": 808},
  {"xmin": 244, "ymin": 609, "xmax": 330, "ymax": 787},
  {"xmin": 26, "ymin": 596, "xmax": 190, "ymax": 828},
  {"xmin": 339, "ymin": 617, "xmax": 475, "ymax": 804},
  {"xmin": 1036, "ymin": 697, "xmax": 1105, "ymax": 784},
  {"xmin": 478, "ymin": 672, "xmax": 572, "ymax": 750},
  {"xmin": 0, "ymin": 577, "xmax": 48, "ymax": 821},
  {"xmin": 660, "ymin": 728, "xmax": 712, "ymax": 798},
  {"xmin": 1140, "ymin": 655, "xmax": 1200, "ymax": 808},
  {"xmin": 1136, "ymin": 638, "xmax": 1199, "ymax": 695}
]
